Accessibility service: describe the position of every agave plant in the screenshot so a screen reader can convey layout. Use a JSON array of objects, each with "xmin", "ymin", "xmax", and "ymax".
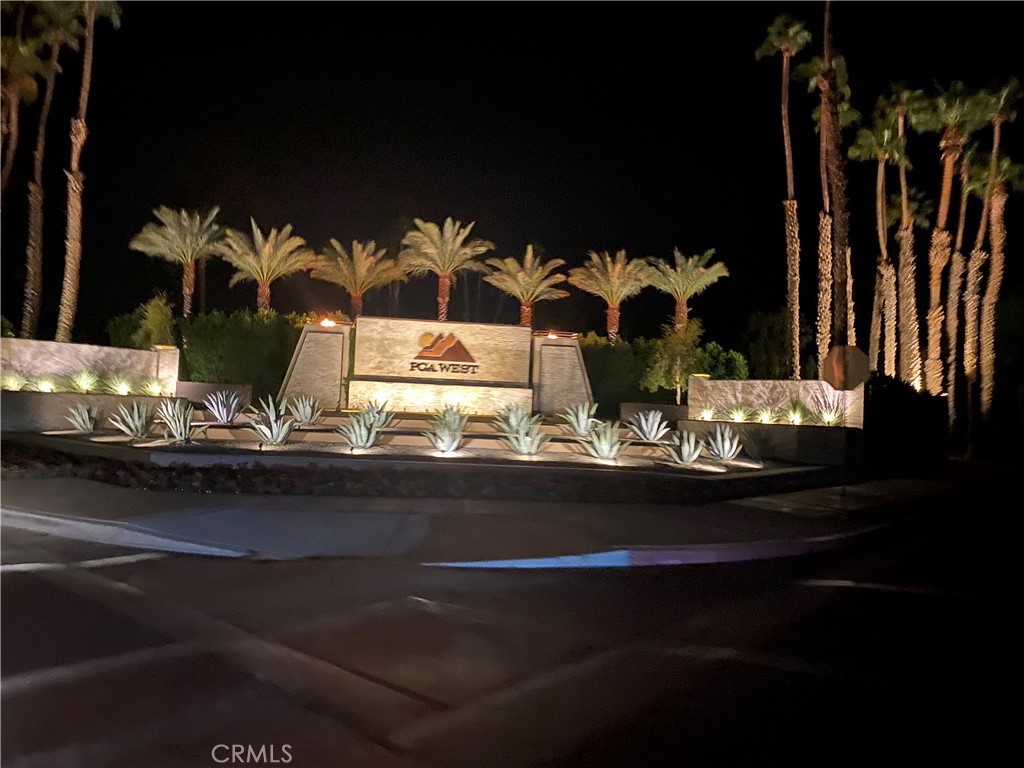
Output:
[
  {"xmin": 660, "ymin": 430, "xmax": 704, "ymax": 465},
  {"xmin": 288, "ymin": 395, "xmax": 324, "ymax": 427},
  {"xmin": 71, "ymin": 370, "xmax": 100, "ymax": 393},
  {"xmin": 336, "ymin": 410, "xmax": 381, "ymax": 449},
  {"xmin": 755, "ymin": 407, "xmax": 778, "ymax": 424},
  {"xmin": 493, "ymin": 403, "xmax": 534, "ymax": 434},
  {"xmin": 108, "ymin": 402, "xmax": 155, "ymax": 440},
  {"xmin": 34, "ymin": 377, "xmax": 57, "ymax": 393},
  {"xmin": 106, "ymin": 376, "xmax": 133, "ymax": 396},
  {"xmin": 423, "ymin": 405, "xmax": 468, "ymax": 453},
  {"xmin": 580, "ymin": 420, "xmax": 631, "ymax": 461},
  {"xmin": 706, "ymin": 423, "xmax": 742, "ymax": 461},
  {"xmin": 626, "ymin": 410, "xmax": 670, "ymax": 442},
  {"xmin": 2, "ymin": 371, "xmax": 29, "ymax": 391},
  {"xmin": 363, "ymin": 399, "xmax": 395, "ymax": 430},
  {"xmin": 785, "ymin": 399, "xmax": 810, "ymax": 425},
  {"xmin": 142, "ymin": 379, "xmax": 164, "ymax": 397},
  {"xmin": 204, "ymin": 390, "xmax": 244, "ymax": 424},
  {"xmin": 156, "ymin": 399, "xmax": 207, "ymax": 444},
  {"xmin": 559, "ymin": 402, "xmax": 598, "ymax": 437},
  {"xmin": 246, "ymin": 397, "xmax": 296, "ymax": 446},
  {"xmin": 66, "ymin": 404, "xmax": 99, "ymax": 433},
  {"xmin": 501, "ymin": 418, "xmax": 551, "ymax": 456},
  {"xmin": 727, "ymin": 406, "xmax": 749, "ymax": 423}
]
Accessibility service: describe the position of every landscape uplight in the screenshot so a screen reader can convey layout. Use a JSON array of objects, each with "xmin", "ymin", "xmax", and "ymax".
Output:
[{"xmin": 320, "ymin": 318, "xmax": 337, "ymax": 327}]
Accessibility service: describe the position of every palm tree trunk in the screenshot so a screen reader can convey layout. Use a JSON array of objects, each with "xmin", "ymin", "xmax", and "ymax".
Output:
[
  {"xmin": 198, "ymin": 259, "xmax": 207, "ymax": 313},
  {"xmin": 0, "ymin": 83, "xmax": 22, "ymax": 198},
  {"xmin": 437, "ymin": 273, "xmax": 451, "ymax": 321},
  {"xmin": 256, "ymin": 281, "xmax": 271, "ymax": 313},
  {"xmin": 781, "ymin": 53, "xmax": 795, "ymax": 201},
  {"xmin": 980, "ymin": 187, "xmax": 1007, "ymax": 419},
  {"xmin": 181, "ymin": 260, "xmax": 196, "ymax": 317},
  {"xmin": 869, "ymin": 270, "xmax": 882, "ymax": 372},
  {"xmin": 963, "ymin": 247, "xmax": 986, "ymax": 451},
  {"xmin": 351, "ymin": 292, "xmax": 364, "ymax": 317},
  {"xmin": 673, "ymin": 298, "xmax": 689, "ymax": 331},
  {"xmin": 820, "ymin": 80, "xmax": 849, "ymax": 347},
  {"xmin": 606, "ymin": 303, "xmax": 621, "ymax": 342},
  {"xmin": 55, "ymin": 1, "xmax": 97, "ymax": 343},
  {"xmin": 20, "ymin": 43, "xmax": 60, "ymax": 339},
  {"xmin": 896, "ymin": 228, "xmax": 923, "ymax": 389},
  {"xmin": 945, "ymin": 159, "xmax": 970, "ymax": 431},
  {"xmin": 924, "ymin": 228, "xmax": 951, "ymax": 394},
  {"xmin": 882, "ymin": 261, "xmax": 897, "ymax": 378},
  {"xmin": 816, "ymin": 211, "xmax": 832, "ymax": 373},
  {"xmin": 846, "ymin": 247, "xmax": 855, "ymax": 347},
  {"xmin": 783, "ymin": 200, "xmax": 801, "ymax": 380},
  {"xmin": 520, "ymin": 300, "xmax": 533, "ymax": 327},
  {"xmin": 869, "ymin": 156, "xmax": 889, "ymax": 373}
]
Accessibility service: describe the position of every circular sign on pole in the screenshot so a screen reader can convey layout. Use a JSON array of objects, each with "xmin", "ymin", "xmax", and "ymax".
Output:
[{"xmin": 822, "ymin": 345, "xmax": 869, "ymax": 391}]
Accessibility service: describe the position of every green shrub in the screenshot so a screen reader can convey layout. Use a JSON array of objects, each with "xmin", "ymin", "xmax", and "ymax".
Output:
[
  {"xmin": 106, "ymin": 296, "xmax": 175, "ymax": 350},
  {"xmin": 579, "ymin": 333, "xmax": 673, "ymax": 416},
  {"xmin": 177, "ymin": 310, "xmax": 303, "ymax": 399},
  {"xmin": 696, "ymin": 342, "xmax": 749, "ymax": 380},
  {"xmin": 1, "ymin": 315, "xmax": 14, "ymax": 338},
  {"xmin": 106, "ymin": 307, "xmax": 146, "ymax": 349}
]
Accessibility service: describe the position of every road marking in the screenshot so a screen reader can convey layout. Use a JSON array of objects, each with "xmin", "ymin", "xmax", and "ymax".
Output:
[
  {"xmin": 798, "ymin": 578, "xmax": 986, "ymax": 599},
  {"xmin": 0, "ymin": 552, "xmax": 166, "ymax": 574}
]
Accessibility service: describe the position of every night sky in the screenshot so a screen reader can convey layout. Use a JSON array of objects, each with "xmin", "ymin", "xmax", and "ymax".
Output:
[{"xmin": 1, "ymin": 2, "xmax": 1020, "ymax": 349}]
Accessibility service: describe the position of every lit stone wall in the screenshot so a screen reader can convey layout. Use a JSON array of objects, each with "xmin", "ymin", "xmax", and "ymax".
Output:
[
  {"xmin": 532, "ymin": 338, "xmax": 593, "ymax": 414},
  {"xmin": 687, "ymin": 376, "xmax": 865, "ymax": 429},
  {"xmin": 348, "ymin": 380, "xmax": 532, "ymax": 415},
  {"xmin": 0, "ymin": 391, "xmax": 186, "ymax": 432},
  {"xmin": 0, "ymin": 338, "xmax": 179, "ymax": 395},
  {"xmin": 278, "ymin": 324, "xmax": 351, "ymax": 409},
  {"xmin": 354, "ymin": 316, "xmax": 531, "ymax": 385}
]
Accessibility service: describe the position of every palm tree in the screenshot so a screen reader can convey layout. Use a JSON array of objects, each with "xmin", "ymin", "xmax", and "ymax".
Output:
[
  {"xmin": 648, "ymin": 248, "xmax": 729, "ymax": 331},
  {"xmin": 568, "ymin": 250, "xmax": 652, "ymax": 342},
  {"xmin": 399, "ymin": 217, "xmax": 495, "ymax": 321},
  {"xmin": 129, "ymin": 206, "xmax": 223, "ymax": 317},
  {"xmin": 215, "ymin": 219, "xmax": 317, "ymax": 313},
  {"xmin": 19, "ymin": 2, "xmax": 83, "ymax": 338},
  {"xmin": 910, "ymin": 82, "xmax": 991, "ymax": 394},
  {"xmin": 310, "ymin": 239, "xmax": 406, "ymax": 317},
  {"xmin": 757, "ymin": 14, "xmax": 811, "ymax": 380},
  {"xmin": 1, "ymin": 3, "xmax": 43, "ymax": 198},
  {"xmin": 849, "ymin": 112, "xmax": 902, "ymax": 376},
  {"xmin": 53, "ymin": 0, "xmax": 120, "ymax": 343},
  {"xmin": 483, "ymin": 245, "xmax": 568, "ymax": 327}
]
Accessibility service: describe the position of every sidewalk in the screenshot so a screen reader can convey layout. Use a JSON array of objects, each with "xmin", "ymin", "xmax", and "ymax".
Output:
[{"xmin": 0, "ymin": 474, "xmax": 953, "ymax": 566}]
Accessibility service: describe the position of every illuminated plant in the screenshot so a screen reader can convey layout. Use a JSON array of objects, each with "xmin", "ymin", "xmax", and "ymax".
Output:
[
  {"xmin": 362, "ymin": 400, "xmax": 395, "ymax": 430},
  {"xmin": 626, "ymin": 409, "xmax": 671, "ymax": 442},
  {"xmin": 423, "ymin": 404, "xmax": 468, "ymax": 453},
  {"xmin": 818, "ymin": 405, "xmax": 844, "ymax": 426},
  {"xmin": 493, "ymin": 404, "xmax": 533, "ymax": 434},
  {"xmin": 106, "ymin": 376, "xmax": 133, "ymax": 396},
  {"xmin": 204, "ymin": 390, "xmax": 243, "ymax": 424},
  {"xmin": 810, "ymin": 389, "xmax": 847, "ymax": 426},
  {"xmin": 288, "ymin": 395, "xmax": 324, "ymax": 427},
  {"xmin": 35, "ymin": 377, "xmax": 56, "ymax": 393},
  {"xmin": 559, "ymin": 402, "xmax": 598, "ymax": 437},
  {"xmin": 728, "ymin": 406, "xmax": 749, "ymax": 423},
  {"xmin": 660, "ymin": 430, "xmax": 704, "ymax": 465},
  {"xmin": 706, "ymin": 423, "xmax": 742, "ymax": 461},
  {"xmin": 580, "ymin": 420, "xmax": 631, "ymax": 461},
  {"xmin": 108, "ymin": 402, "xmax": 155, "ymax": 440},
  {"xmin": 699, "ymin": 407, "xmax": 715, "ymax": 421},
  {"xmin": 501, "ymin": 418, "xmax": 550, "ymax": 456},
  {"xmin": 246, "ymin": 397, "xmax": 296, "ymax": 445},
  {"xmin": 786, "ymin": 399, "xmax": 810, "ymax": 425},
  {"xmin": 71, "ymin": 370, "xmax": 100, "ymax": 393},
  {"xmin": 756, "ymin": 407, "xmax": 778, "ymax": 424},
  {"xmin": 142, "ymin": 379, "xmax": 163, "ymax": 397},
  {"xmin": 156, "ymin": 399, "xmax": 207, "ymax": 444},
  {"xmin": 66, "ymin": 404, "xmax": 99, "ymax": 433},
  {"xmin": 2, "ymin": 371, "xmax": 28, "ymax": 391},
  {"xmin": 337, "ymin": 410, "xmax": 380, "ymax": 449}
]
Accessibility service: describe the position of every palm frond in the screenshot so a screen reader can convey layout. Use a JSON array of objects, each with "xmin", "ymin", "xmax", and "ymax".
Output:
[
  {"xmin": 215, "ymin": 218, "xmax": 317, "ymax": 287},
  {"xmin": 129, "ymin": 206, "xmax": 222, "ymax": 266},
  {"xmin": 483, "ymin": 244, "xmax": 569, "ymax": 303},
  {"xmin": 567, "ymin": 250, "xmax": 652, "ymax": 305},
  {"xmin": 310, "ymin": 239, "xmax": 407, "ymax": 297},
  {"xmin": 399, "ymin": 217, "xmax": 495, "ymax": 280},
  {"xmin": 648, "ymin": 248, "xmax": 728, "ymax": 302}
]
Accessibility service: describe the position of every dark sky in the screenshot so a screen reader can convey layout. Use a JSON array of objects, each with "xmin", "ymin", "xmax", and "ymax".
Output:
[{"xmin": 1, "ymin": 1, "xmax": 1020, "ymax": 349}]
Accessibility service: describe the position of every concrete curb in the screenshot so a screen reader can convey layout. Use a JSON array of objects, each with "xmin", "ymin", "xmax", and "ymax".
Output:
[{"xmin": 1, "ymin": 507, "xmax": 251, "ymax": 558}]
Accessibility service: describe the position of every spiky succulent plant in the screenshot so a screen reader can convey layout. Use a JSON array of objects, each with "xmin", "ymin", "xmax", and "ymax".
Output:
[
  {"xmin": 363, "ymin": 399, "xmax": 395, "ymax": 430},
  {"xmin": 336, "ymin": 410, "xmax": 380, "ymax": 449},
  {"xmin": 580, "ymin": 420, "xmax": 631, "ymax": 460},
  {"xmin": 493, "ymin": 403, "xmax": 533, "ymax": 435},
  {"xmin": 559, "ymin": 402, "xmax": 598, "ymax": 437},
  {"xmin": 156, "ymin": 399, "xmax": 207, "ymax": 444},
  {"xmin": 71, "ymin": 370, "xmax": 100, "ymax": 393},
  {"xmin": 204, "ymin": 390, "xmax": 244, "ymax": 424},
  {"xmin": 626, "ymin": 409, "xmax": 671, "ymax": 442},
  {"xmin": 108, "ymin": 402, "xmax": 155, "ymax": 439},
  {"xmin": 706, "ymin": 423, "xmax": 742, "ymax": 461},
  {"xmin": 288, "ymin": 395, "xmax": 324, "ymax": 427},
  {"xmin": 660, "ymin": 429, "xmax": 703, "ymax": 465},
  {"xmin": 246, "ymin": 397, "xmax": 296, "ymax": 446},
  {"xmin": 1, "ymin": 371, "xmax": 28, "ymax": 391},
  {"xmin": 423, "ymin": 404, "xmax": 468, "ymax": 453},
  {"xmin": 66, "ymin": 403, "xmax": 99, "ymax": 433},
  {"xmin": 106, "ymin": 377, "xmax": 133, "ymax": 396}
]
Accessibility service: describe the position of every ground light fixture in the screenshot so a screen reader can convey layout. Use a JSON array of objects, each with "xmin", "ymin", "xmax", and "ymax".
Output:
[
  {"xmin": 700, "ymin": 408, "xmax": 715, "ymax": 421},
  {"xmin": 36, "ymin": 379, "xmax": 55, "ymax": 393},
  {"xmin": 787, "ymin": 409, "xmax": 803, "ymax": 425}
]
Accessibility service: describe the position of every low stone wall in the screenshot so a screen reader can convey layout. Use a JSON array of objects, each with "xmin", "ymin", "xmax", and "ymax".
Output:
[
  {"xmin": 1, "ymin": 338, "xmax": 179, "ymax": 396},
  {"xmin": 348, "ymin": 380, "xmax": 532, "ymax": 416},
  {"xmin": 678, "ymin": 419, "xmax": 863, "ymax": 466},
  {"xmin": 176, "ymin": 382, "xmax": 253, "ymax": 410},
  {"xmin": 687, "ymin": 376, "xmax": 864, "ymax": 429},
  {"xmin": 0, "ymin": 391, "xmax": 186, "ymax": 433}
]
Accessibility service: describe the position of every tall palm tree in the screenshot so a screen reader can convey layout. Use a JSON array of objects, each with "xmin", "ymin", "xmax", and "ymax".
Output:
[
  {"xmin": 849, "ymin": 112, "xmax": 902, "ymax": 377},
  {"xmin": 215, "ymin": 219, "xmax": 317, "ymax": 313},
  {"xmin": 757, "ymin": 14, "xmax": 811, "ymax": 380},
  {"xmin": 483, "ymin": 244, "xmax": 568, "ymax": 327},
  {"xmin": 53, "ymin": 0, "xmax": 120, "ymax": 343},
  {"xmin": 310, "ymin": 239, "xmax": 406, "ymax": 317},
  {"xmin": 979, "ymin": 158, "xmax": 1022, "ymax": 419},
  {"xmin": 945, "ymin": 152, "xmax": 973, "ymax": 431},
  {"xmin": 910, "ymin": 82, "xmax": 990, "ymax": 394},
  {"xmin": 19, "ymin": 2, "xmax": 83, "ymax": 338},
  {"xmin": 129, "ymin": 206, "xmax": 223, "ymax": 317},
  {"xmin": 568, "ymin": 250, "xmax": 652, "ymax": 342},
  {"xmin": 399, "ymin": 217, "xmax": 495, "ymax": 321},
  {"xmin": 648, "ymin": 248, "xmax": 729, "ymax": 331},
  {"xmin": 0, "ymin": 4, "xmax": 42, "ymax": 198}
]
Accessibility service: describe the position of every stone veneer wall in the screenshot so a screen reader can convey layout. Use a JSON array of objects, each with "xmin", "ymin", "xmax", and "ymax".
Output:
[
  {"xmin": 531, "ymin": 337, "xmax": 593, "ymax": 415},
  {"xmin": 687, "ymin": 376, "xmax": 865, "ymax": 429},
  {"xmin": 0, "ymin": 391, "xmax": 186, "ymax": 432},
  {"xmin": 278, "ymin": 324, "xmax": 351, "ymax": 410},
  {"xmin": 0, "ymin": 338, "xmax": 179, "ymax": 396},
  {"xmin": 348, "ymin": 380, "xmax": 532, "ymax": 416}
]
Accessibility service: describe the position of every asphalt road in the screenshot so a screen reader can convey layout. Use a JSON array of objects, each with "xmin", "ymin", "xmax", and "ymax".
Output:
[{"xmin": 0, "ymin": 485, "xmax": 1004, "ymax": 767}]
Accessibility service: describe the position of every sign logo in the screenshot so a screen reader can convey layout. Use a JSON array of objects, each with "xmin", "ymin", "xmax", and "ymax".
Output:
[{"xmin": 411, "ymin": 333, "xmax": 480, "ymax": 374}]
